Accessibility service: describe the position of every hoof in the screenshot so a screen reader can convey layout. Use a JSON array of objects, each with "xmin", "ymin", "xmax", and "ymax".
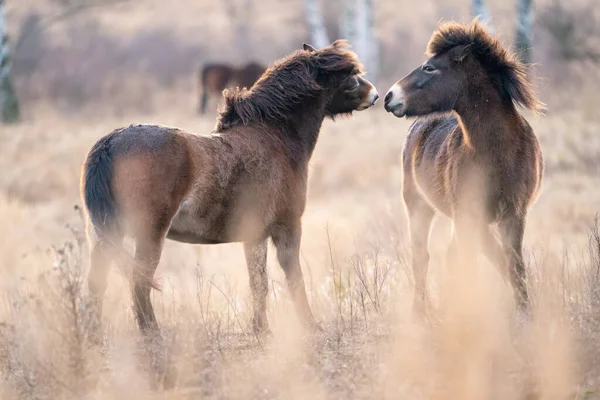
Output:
[{"xmin": 252, "ymin": 316, "xmax": 271, "ymax": 336}]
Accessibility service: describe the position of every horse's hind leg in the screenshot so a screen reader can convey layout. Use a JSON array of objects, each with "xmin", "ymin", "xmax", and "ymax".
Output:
[
  {"xmin": 499, "ymin": 214, "xmax": 529, "ymax": 310},
  {"xmin": 132, "ymin": 231, "xmax": 165, "ymax": 333},
  {"xmin": 132, "ymin": 228, "xmax": 179, "ymax": 389},
  {"xmin": 199, "ymin": 89, "xmax": 208, "ymax": 114},
  {"xmin": 403, "ymin": 184, "xmax": 435, "ymax": 317},
  {"xmin": 243, "ymin": 240, "xmax": 269, "ymax": 334},
  {"xmin": 87, "ymin": 239, "xmax": 117, "ymax": 344},
  {"xmin": 272, "ymin": 221, "xmax": 318, "ymax": 331}
]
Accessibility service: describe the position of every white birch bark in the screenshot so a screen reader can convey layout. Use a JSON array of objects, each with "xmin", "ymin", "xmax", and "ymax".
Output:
[
  {"xmin": 341, "ymin": 0, "xmax": 379, "ymax": 81},
  {"xmin": 515, "ymin": 0, "xmax": 533, "ymax": 64},
  {"xmin": 305, "ymin": 0, "xmax": 329, "ymax": 49},
  {"xmin": 472, "ymin": 0, "xmax": 494, "ymax": 32},
  {"xmin": 0, "ymin": 0, "xmax": 20, "ymax": 123}
]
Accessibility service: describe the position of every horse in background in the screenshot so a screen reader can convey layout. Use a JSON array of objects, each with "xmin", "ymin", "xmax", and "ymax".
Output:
[{"xmin": 198, "ymin": 61, "xmax": 266, "ymax": 114}]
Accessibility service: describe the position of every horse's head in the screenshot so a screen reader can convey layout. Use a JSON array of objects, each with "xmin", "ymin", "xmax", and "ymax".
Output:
[
  {"xmin": 383, "ymin": 40, "xmax": 466, "ymax": 118},
  {"xmin": 384, "ymin": 19, "xmax": 543, "ymax": 118},
  {"xmin": 303, "ymin": 41, "xmax": 379, "ymax": 117}
]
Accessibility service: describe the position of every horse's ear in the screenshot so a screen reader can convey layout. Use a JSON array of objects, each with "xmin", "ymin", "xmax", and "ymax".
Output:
[
  {"xmin": 303, "ymin": 43, "xmax": 317, "ymax": 52},
  {"xmin": 331, "ymin": 39, "xmax": 349, "ymax": 49},
  {"xmin": 452, "ymin": 43, "xmax": 474, "ymax": 62}
]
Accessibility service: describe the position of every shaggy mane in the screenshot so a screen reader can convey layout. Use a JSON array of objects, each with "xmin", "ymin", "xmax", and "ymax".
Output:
[
  {"xmin": 427, "ymin": 19, "xmax": 545, "ymax": 113},
  {"xmin": 215, "ymin": 40, "xmax": 363, "ymax": 131}
]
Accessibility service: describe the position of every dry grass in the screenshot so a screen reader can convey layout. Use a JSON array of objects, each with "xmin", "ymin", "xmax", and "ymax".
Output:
[
  {"xmin": 1, "ymin": 0, "xmax": 600, "ymax": 398},
  {"xmin": 1, "ymin": 108, "xmax": 600, "ymax": 399}
]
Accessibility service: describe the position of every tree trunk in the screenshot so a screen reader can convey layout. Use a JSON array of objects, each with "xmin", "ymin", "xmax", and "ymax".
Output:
[
  {"xmin": 515, "ymin": 0, "xmax": 533, "ymax": 64},
  {"xmin": 223, "ymin": 0, "xmax": 253, "ymax": 60},
  {"xmin": 0, "ymin": 0, "xmax": 20, "ymax": 123},
  {"xmin": 472, "ymin": 0, "xmax": 493, "ymax": 32},
  {"xmin": 364, "ymin": 0, "xmax": 379, "ymax": 82},
  {"xmin": 340, "ymin": 0, "xmax": 379, "ymax": 82},
  {"xmin": 304, "ymin": 0, "xmax": 329, "ymax": 49}
]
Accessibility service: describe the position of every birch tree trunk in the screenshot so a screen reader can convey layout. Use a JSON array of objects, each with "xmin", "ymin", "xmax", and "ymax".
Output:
[
  {"xmin": 305, "ymin": 0, "xmax": 329, "ymax": 49},
  {"xmin": 0, "ymin": 0, "xmax": 20, "ymax": 123},
  {"xmin": 223, "ymin": 0, "xmax": 253, "ymax": 60},
  {"xmin": 515, "ymin": 0, "xmax": 533, "ymax": 64},
  {"xmin": 340, "ymin": 0, "xmax": 379, "ymax": 82},
  {"xmin": 363, "ymin": 0, "xmax": 379, "ymax": 82},
  {"xmin": 472, "ymin": 0, "xmax": 493, "ymax": 32}
]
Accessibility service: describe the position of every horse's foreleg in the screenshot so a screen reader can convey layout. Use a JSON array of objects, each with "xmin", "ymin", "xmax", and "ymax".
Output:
[
  {"xmin": 499, "ymin": 215, "xmax": 529, "ymax": 310},
  {"xmin": 481, "ymin": 226, "xmax": 510, "ymax": 282},
  {"xmin": 243, "ymin": 240, "xmax": 269, "ymax": 334},
  {"xmin": 132, "ymin": 233, "xmax": 164, "ymax": 334},
  {"xmin": 450, "ymin": 213, "xmax": 485, "ymax": 283},
  {"xmin": 272, "ymin": 222, "xmax": 318, "ymax": 331},
  {"xmin": 403, "ymin": 163, "xmax": 435, "ymax": 317},
  {"xmin": 406, "ymin": 204, "xmax": 435, "ymax": 317}
]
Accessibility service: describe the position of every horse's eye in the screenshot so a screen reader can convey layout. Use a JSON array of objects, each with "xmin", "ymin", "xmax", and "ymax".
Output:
[
  {"xmin": 422, "ymin": 65, "xmax": 435, "ymax": 73},
  {"xmin": 346, "ymin": 77, "xmax": 360, "ymax": 91}
]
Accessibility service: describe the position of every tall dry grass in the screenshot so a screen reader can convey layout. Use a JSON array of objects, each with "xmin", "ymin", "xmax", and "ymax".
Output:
[{"xmin": 0, "ymin": 202, "xmax": 599, "ymax": 398}]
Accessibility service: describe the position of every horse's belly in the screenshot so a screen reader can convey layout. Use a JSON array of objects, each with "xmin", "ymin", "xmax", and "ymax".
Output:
[
  {"xmin": 167, "ymin": 205, "xmax": 224, "ymax": 244},
  {"xmin": 413, "ymin": 164, "xmax": 452, "ymax": 216},
  {"xmin": 167, "ymin": 198, "xmax": 269, "ymax": 244}
]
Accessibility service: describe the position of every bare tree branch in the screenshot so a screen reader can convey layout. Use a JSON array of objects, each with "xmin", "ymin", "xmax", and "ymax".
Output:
[
  {"xmin": 539, "ymin": 0, "xmax": 600, "ymax": 63},
  {"xmin": 13, "ymin": 0, "xmax": 129, "ymax": 55}
]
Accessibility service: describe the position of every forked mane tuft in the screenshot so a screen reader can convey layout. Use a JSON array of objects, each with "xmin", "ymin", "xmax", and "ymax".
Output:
[
  {"xmin": 215, "ymin": 40, "xmax": 363, "ymax": 131},
  {"xmin": 427, "ymin": 19, "xmax": 545, "ymax": 113}
]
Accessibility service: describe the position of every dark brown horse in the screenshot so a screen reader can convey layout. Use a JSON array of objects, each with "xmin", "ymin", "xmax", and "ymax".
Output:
[
  {"xmin": 82, "ymin": 40, "xmax": 378, "ymax": 336},
  {"xmin": 383, "ymin": 20, "xmax": 544, "ymax": 315},
  {"xmin": 198, "ymin": 61, "xmax": 266, "ymax": 114}
]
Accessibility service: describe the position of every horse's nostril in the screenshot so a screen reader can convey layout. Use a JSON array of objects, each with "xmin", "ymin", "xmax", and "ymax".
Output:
[
  {"xmin": 373, "ymin": 93, "xmax": 379, "ymax": 104},
  {"xmin": 384, "ymin": 91, "xmax": 392, "ymax": 104}
]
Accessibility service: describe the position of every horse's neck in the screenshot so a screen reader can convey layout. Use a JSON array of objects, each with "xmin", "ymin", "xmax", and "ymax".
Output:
[
  {"xmin": 454, "ymin": 89, "xmax": 520, "ymax": 155},
  {"xmin": 288, "ymin": 100, "xmax": 328, "ymax": 160}
]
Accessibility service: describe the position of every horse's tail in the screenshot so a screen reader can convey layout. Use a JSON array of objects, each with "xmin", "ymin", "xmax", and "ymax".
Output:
[
  {"xmin": 82, "ymin": 129, "xmax": 160, "ymax": 290},
  {"xmin": 82, "ymin": 129, "xmax": 121, "ymax": 238}
]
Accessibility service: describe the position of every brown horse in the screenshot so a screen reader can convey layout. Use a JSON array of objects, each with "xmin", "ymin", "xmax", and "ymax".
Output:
[
  {"xmin": 383, "ymin": 20, "xmax": 544, "ymax": 315},
  {"xmin": 82, "ymin": 40, "xmax": 378, "ymax": 336},
  {"xmin": 198, "ymin": 61, "xmax": 266, "ymax": 114}
]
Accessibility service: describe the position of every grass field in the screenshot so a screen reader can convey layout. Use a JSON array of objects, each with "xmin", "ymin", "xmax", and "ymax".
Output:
[{"xmin": 1, "ymin": 0, "xmax": 600, "ymax": 398}]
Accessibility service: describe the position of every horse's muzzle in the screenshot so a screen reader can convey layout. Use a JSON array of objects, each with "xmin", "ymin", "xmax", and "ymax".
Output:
[{"xmin": 384, "ymin": 84, "xmax": 406, "ymax": 117}]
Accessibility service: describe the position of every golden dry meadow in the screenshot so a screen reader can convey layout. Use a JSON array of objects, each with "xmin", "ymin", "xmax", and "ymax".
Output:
[{"xmin": 1, "ymin": 0, "xmax": 600, "ymax": 398}]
